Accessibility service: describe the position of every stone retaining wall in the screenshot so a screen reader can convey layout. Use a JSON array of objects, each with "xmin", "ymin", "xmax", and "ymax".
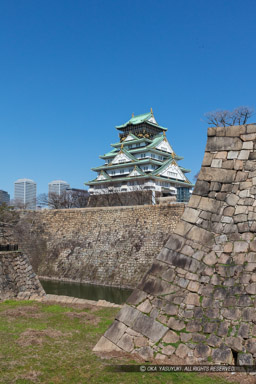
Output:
[
  {"xmin": 0, "ymin": 251, "xmax": 45, "ymax": 300},
  {"xmin": 94, "ymin": 124, "xmax": 256, "ymax": 366},
  {"xmin": 15, "ymin": 204, "xmax": 185, "ymax": 288}
]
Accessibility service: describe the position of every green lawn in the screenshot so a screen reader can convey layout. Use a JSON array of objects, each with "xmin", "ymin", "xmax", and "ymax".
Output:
[{"xmin": 0, "ymin": 300, "xmax": 233, "ymax": 384}]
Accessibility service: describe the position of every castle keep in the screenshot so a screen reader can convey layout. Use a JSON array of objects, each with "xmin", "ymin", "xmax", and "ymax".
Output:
[{"xmin": 86, "ymin": 110, "xmax": 193, "ymax": 202}]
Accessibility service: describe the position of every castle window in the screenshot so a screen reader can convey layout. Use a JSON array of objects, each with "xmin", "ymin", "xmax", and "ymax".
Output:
[{"xmin": 168, "ymin": 171, "xmax": 177, "ymax": 178}]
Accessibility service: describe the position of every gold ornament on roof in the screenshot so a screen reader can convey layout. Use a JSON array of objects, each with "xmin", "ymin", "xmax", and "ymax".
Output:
[
  {"xmin": 132, "ymin": 112, "xmax": 134, "ymax": 117},
  {"xmin": 171, "ymin": 152, "xmax": 175, "ymax": 159},
  {"xmin": 150, "ymin": 107, "xmax": 153, "ymax": 114}
]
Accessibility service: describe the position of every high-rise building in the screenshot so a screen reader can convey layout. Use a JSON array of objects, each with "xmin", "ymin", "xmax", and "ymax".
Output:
[
  {"xmin": 0, "ymin": 190, "xmax": 10, "ymax": 205},
  {"xmin": 48, "ymin": 180, "xmax": 70, "ymax": 196},
  {"xmin": 14, "ymin": 179, "xmax": 37, "ymax": 209},
  {"xmin": 86, "ymin": 110, "xmax": 193, "ymax": 202}
]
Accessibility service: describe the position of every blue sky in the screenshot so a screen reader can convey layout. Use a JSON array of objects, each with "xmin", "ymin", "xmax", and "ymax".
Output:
[{"xmin": 1, "ymin": 0, "xmax": 255, "ymax": 197}]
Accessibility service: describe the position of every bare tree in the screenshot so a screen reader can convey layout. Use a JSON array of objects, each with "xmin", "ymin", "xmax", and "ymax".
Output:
[
  {"xmin": 88, "ymin": 180, "xmax": 155, "ymax": 207},
  {"xmin": 233, "ymin": 106, "xmax": 254, "ymax": 125},
  {"xmin": 205, "ymin": 106, "xmax": 254, "ymax": 127},
  {"xmin": 37, "ymin": 190, "xmax": 89, "ymax": 209},
  {"xmin": 194, "ymin": 171, "xmax": 200, "ymax": 181},
  {"xmin": 12, "ymin": 199, "xmax": 36, "ymax": 210}
]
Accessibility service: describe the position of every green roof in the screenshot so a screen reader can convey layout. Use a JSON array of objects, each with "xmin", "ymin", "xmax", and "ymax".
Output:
[
  {"xmin": 116, "ymin": 111, "xmax": 167, "ymax": 131},
  {"xmin": 152, "ymin": 158, "xmax": 192, "ymax": 184},
  {"xmin": 111, "ymin": 137, "xmax": 153, "ymax": 148},
  {"xmin": 85, "ymin": 174, "xmax": 193, "ymax": 187},
  {"xmin": 100, "ymin": 146, "xmax": 183, "ymax": 161},
  {"xmin": 92, "ymin": 158, "xmax": 163, "ymax": 171}
]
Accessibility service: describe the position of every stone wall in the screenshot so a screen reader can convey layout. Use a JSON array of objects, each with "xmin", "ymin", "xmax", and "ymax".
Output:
[
  {"xmin": 94, "ymin": 124, "xmax": 256, "ymax": 366},
  {"xmin": 15, "ymin": 204, "xmax": 185, "ymax": 288},
  {"xmin": 0, "ymin": 251, "xmax": 45, "ymax": 300}
]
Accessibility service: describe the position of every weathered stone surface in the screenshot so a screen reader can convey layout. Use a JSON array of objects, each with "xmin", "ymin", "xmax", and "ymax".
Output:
[
  {"xmin": 135, "ymin": 346, "xmax": 154, "ymax": 360},
  {"xmin": 212, "ymin": 345, "xmax": 233, "ymax": 364},
  {"xmin": 117, "ymin": 333, "xmax": 134, "ymax": 352},
  {"xmin": 182, "ymin": 207, "xmax": 201, "ymax": 223},
  {"xmin": 198, "ymin": 167, "xmax": 236, "ymax": 183},
  {"xmin": 162, "ymin": 330, "xmax": 180, "ymax": 344},
  {"xmin": 186, "ymin": 226, "xmax": 214, "ymax": 244},
  {"xmin": 245, "ymin": 339, "xmax": 256, "ymax": 354},
  {"xmin": 207, "ymin": 334, "xmax": 222, "ymax": 347},
  {"xmin": 202, "ymin": 152, "xmax": 213, "ymax": 165},
  {"xmin": 226, "ymin": 193, "xmax": 239, "ymax": 206},
  {"xmin": 93, "ymin": 336, "xmax": 122, "ymax": 352},
  {"xmin": 104, "ymin": 321, "xmax": 127, "ymax": 344},
  {"xmin": 163, "ymin": 303, "xmax": 178, "ymax": 316},
  {"xmin": 186, "ymin": 320, "xmax": 202, "ymax": 332},
  {"xmin": 168, "ymin": 318, "xmax": 185, "ymax": 331},
  {"xmin": 132, "ymin": 313, "xmax": 168, "ymax": 342},
  {"xmin": 194, "ymin": 344, "xmax": 211, "ymax": 358},
  {"xmin": 161, "ymin": 345, "xmax": 175, "ymax": 356},
  {"xmin": 137, "ymin": 299, "xmax": 152, "ymax": 314},
  {"xmin": 187, "ymin": 281, "xmax": 200, "ymax": 292},
  {"xmin": 175, "ymin": 344, "xmax": 191, "ymax": 359},
  {"xmin": 157, "ymin": 249, "xmax": 191, "ymax": 270},
  {"xmin": 126, "ymin": 289, "xmax": 148, "ymax": 306},
  {"xmin": 234, "ymin": 241, "xmax": 249, "ymax": 253},
  {"xmin": 184, "ymin": 292, "xmax": 200, "ymax": 306},
  {"xmin": 180, "ymin": 333, "xmax": 192, "ymax": 342},
  {"xmin": 246, "ymin": 283, "xmax": 256, "ymax": 294},
  {"xmin": 237, "ymin": 353, "xmax": 254, "ymax": 366},
  {"xmin": 203, "ymin": 252, "xmax": 217, "ymax": 266},
  {"xmin": 226, "ymin": 125, "xmax": 246, "ymax": 136},
  {"xmin": 198, "ymin": 197, "xmax": 222, "ymax": 214},
  {"xmin": 206, "ymin": 136, "xmax": 242, "ymax": 151},
  {"xmin": 140, "ymin": 276, "xmax": 176, "ymax": 296},
  {"xmin": 134, "ymin": 336, "xmax": 148, "ymax": 348},
  {"xmin": 225, "ymin": 336, "xmax": 244, "ymax": 352},
  {"xmin": 115, "ymin": 305, "xmax": 140, "ymax": 328},
  {"xmin": 238, "ymin": 150, "xmax": 250, "ymax": 160}
]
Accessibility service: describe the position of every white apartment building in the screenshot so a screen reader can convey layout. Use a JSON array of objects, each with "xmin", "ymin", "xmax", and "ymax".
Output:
[
  {"xmin": 14, "ymin": 179, "xmax": 37, "ymax": 209},
  {"xmin": 48, "ymin": 180, "xmax": 70, "ymax": 196}
]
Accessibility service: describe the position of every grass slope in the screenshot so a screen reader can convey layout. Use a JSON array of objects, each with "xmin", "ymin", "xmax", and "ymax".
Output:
[{"xmin": 0, "ymin": 300, "xmax": 232, "ymax": 384}]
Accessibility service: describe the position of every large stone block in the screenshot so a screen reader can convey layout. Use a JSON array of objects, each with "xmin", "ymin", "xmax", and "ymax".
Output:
[
  {"xmin": 198, "ymin": 167, "xmax": 236, "ymax": 183},
  {"xmin": 206, "ymin": 136, "xmax": 242, "ymax": 151},
  {"xmin": 198, "ymin": 197, "xmax": 222, "ymax": 213},
  {"xmin": 116, "ymin": 305, "xmax": 140, "ymax": 327},
  {"xmin": 181, "ymin": 207, "xmax": 201, "ymax": 223},
  {"xmin": 104, "ymin": 320, "xmax": 127, "ymax": 344},
  {"xmin": 186, "ymin": 226, "xmax": 214, "ymax": 244},
  {"xmin": 117, "ymin": 333, "xmax": 134, "ymax": 352},
  {"xmin": 126, "ymin": 289, "xmax": 148, "ymax": 306},
  {"xmin": 163, "ymin": 330, "xmax": 180, "ymax": 343},
  {"xmin": 157, "ymin": 248, "xmax": 192, "ymax": 270},
  {"xmin": 237, "ymin": 353, "xmax": 254, "ymax": 366},
  {"xmin": 193, "ymin": 181, "xmax": 210, "ymax": 196},
  {"xmin": 212, "ymin": 345, "xmax": 233, "ymax": 364},
  {"xmin": 93, "ymin": 336, "xmax": 122, "ymax": 352},
  {"xmin": 132, "ymin": 312, "xmax": 168, "ymax": 342}
]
